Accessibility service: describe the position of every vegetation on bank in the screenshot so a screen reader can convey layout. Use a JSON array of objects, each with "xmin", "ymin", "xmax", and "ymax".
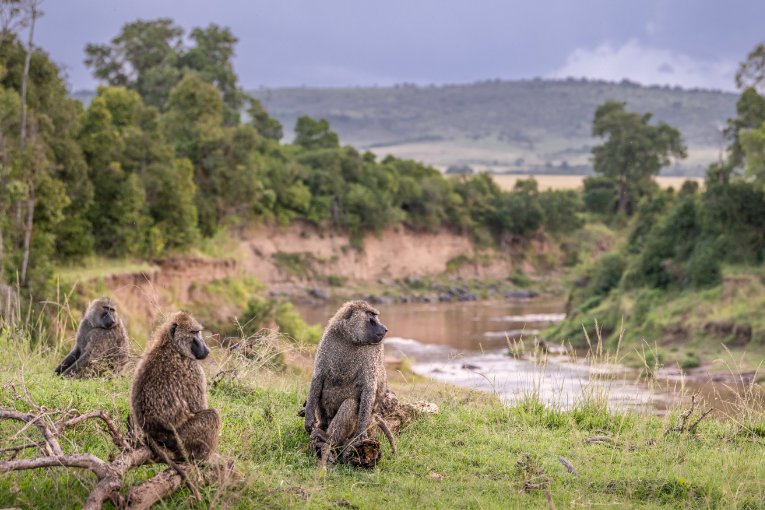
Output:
[
  {"xmin": 2, "ymin": 321, "xmax": 765, "ymax": 509},
  {"xmin": 546, "ymin": 55, "xmax": 765, "ymax": 367}
]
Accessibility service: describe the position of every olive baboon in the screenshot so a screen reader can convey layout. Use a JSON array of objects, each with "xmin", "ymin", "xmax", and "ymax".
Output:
[
  {"xmin": 130, "ymin": 312, "xmax": 220, "ymax": 463},
  {"xmin": 304, "ymin": 300, "xmax": 392, "ymax": 458},
  {"xmin": 55, "ymin": 297, "xmax": 129, "ymax": 377}
]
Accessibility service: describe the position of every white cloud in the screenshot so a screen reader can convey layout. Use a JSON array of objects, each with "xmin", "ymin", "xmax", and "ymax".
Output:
[{"xmin": 552, "ymin": 39, "xmax": 737, "ymax": 91}]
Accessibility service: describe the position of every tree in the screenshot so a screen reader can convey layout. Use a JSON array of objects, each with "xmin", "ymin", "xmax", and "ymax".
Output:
[
  {"xmin": 736, "ymin": 42, "xmax": 765, "ymax": 92},
  {"xmin": 294, "ymin": 116, "xmax": 339, "ymax": 150},
  {"xmin": 178, "ymin": 24, "xmax": 243, "ymax": 124},
  {"xmin": 591, "ymin": 101, "xmax": 686, "ymax": 215},
  {"xmin": 84, "ymin": 18, "xmax": 184, "ymax": 109},
  {"xmin": 723, "ymin": 87, "xmax": 765, "ymax": 169},
  {"xmin": 17, "ymin": 0, "xmax": 40, "ymax": 285},
  {"xmin": 247, "ymin": 97, "xmax": 282, "ymax": 140},
  {"xmin": 144, "ymin": 158, "xmax": 199, "ymax": 250}
]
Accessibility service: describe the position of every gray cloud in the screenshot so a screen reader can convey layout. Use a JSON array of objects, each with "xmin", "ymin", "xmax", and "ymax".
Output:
[{"xmin": 31, "ymin": 0, "xmax": 765, "ymax": 91}]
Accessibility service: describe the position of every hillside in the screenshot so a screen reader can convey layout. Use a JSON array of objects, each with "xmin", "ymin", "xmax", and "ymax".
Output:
[{"xmin": 251, "ymin": 79, "xmax": 738, "ymax": 176}]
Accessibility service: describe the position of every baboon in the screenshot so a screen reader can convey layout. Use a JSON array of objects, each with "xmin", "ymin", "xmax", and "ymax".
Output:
[
  {"xmin": 130, "ymin": 312, "xmax": 220, "ymax": 463},
  {"xmin": 304, "ymin": 300, "xmax": 392, "ymax": 459},
  {"xmin": 55, "ymin": 297, "xmax": 129, "ymax": 378}
]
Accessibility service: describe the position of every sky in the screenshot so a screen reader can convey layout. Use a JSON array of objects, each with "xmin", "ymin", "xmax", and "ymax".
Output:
[{"xmin": 32, "ymin": 0, "xmax": 765, "ymax": 92}]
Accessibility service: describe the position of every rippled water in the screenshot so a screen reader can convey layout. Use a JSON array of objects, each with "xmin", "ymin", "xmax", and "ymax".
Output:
[{"xmin": 297, "ymin": 299, "xmax": 744, "ymax": 412}]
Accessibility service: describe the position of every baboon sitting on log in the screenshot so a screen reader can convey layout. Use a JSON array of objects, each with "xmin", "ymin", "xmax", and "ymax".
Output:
[
  {"xmin": 55, "ymin": 297, "xmax": 129, "ymax": 378},
  {"xmin": 304, "ymin": 300, "xmax": 393, "ymax": 466},
  {"xmin": 131, "ymin": 312, "xmax": 220, "ymax": 463}
]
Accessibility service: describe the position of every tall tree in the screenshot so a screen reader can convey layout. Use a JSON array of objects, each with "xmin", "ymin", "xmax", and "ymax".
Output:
[
  {"xmin": 294, "ymin": 116, "xmax": 339, "ymax": 150},
  {"xmin": 16, "ymin": 0, "xmax": 41, "ymax": 285},
  {"xmin": 178, "ymin": 24, "xmax": 243, "ymax": 124},
  {"xmin": 84, "ymin": 18, "xmax": 184, "ymax": 109},
  {"xmin": 591, "ymin": 101, "xmax": 686, "ymax": 214},
  {"xmin": 736, "ymin": 42, "xmax": 765, "ymax": 93}
]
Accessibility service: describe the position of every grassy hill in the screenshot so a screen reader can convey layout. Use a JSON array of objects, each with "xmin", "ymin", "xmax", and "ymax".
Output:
[{"xmin": 252, "ymin": 79, "xmax": 738, "ymax": 176}]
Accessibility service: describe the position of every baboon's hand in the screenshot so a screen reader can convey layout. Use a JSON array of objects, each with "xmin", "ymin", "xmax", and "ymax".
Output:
[{"xmin": 304, "ymin": 417, "xmax": 314, "ymax": 434}]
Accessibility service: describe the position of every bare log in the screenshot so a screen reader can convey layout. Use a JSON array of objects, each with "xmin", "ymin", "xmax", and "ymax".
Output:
[
  {"xmin": 0, "ymin": 453, "xmax": 110, "ymax": 478},
  {"xmin": 126, "ymin": 468, "xmax": 184, "ymax": 510},
  {"xmin": 83, "ymin": 447, "xmax": 154, "ymax": 510},
  {"xmin": 0, "ymin": 399, "xmax": 213, "ymax": 510},
  {"xmin": 59, "ymin": 410, "xmax": 130, "ymax": 450}
]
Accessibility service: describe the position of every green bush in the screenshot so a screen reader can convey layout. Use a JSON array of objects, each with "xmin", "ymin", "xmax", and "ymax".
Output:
[
  {"xmin": 582, "ymin": 176, "xmax": 617, "ymax": 214},
  {"xmin": 589, "ymin": 253, "xmax": 626, "ymax": 296},
  {"xmin": 539, "ymin": 189, "xmax": 584, "ymax": 234},
  {"xmin": 275, "ymin": 302, "xmax": 322, "ymax": 344},
  {"xmin": 679, "ymin": 351, "xmax": 701, "ymax": 370},
  {"xmin": 686, "ymin": 239, "xmax": 722, "ymax": 288}
]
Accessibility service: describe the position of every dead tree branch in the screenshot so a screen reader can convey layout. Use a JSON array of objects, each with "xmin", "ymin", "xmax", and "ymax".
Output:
[
  {"xmin": 0, "ymin": 396, "xmax": 219, "ymax": 509},
  {"xmin": 665, "ymin": 394, "xmax": 713, "ymax": 435}
]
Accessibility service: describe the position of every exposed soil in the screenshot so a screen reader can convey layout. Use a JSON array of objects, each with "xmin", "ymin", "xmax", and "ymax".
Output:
[{"xmin": 95, "ymin": 223, "xmax": 541, "ymax": 324}]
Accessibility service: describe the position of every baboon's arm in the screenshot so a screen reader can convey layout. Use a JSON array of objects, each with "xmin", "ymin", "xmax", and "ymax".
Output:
[
  {"xmin": 55, "ymin": 346, "xmax": 81, "ymax": 375},
  {"xmin": 62, "ymin": 341, "xmax": 94, "ymax": 377},
  {"xmin": 354, "ymin": 386, "xmax": 374, "ymax": 438},
  {"xmin": 304, "ymin": 375, "xmax": 323, "ymax": 432}
]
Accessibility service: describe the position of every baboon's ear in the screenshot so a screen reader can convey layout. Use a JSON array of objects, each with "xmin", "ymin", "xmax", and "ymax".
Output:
[
  {"xmin": 343, "ymin": 308, "xmax": 355, "ymax": 321},
  {"xmin": 170, "ymin": 323, "xmax": 177, "ymax": 338}
]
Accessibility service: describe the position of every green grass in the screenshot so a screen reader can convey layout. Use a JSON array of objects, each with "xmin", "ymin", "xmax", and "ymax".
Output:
[
  {"xmin": 546, "ymin": 263, "xmax": 765, "ymax": 370},
  {"xmin": 2, "ymin": 326, "xmax": 765, "ymax": 509},
  {"xmin": 53, "ymin": 256, "xmax": 157, "ymax": 287}
]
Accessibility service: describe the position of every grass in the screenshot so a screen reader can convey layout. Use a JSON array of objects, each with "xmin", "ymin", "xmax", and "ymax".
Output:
[
  {"xmin": 493, "ymin": 175, "xmax": 705, "ymax": 192},
  {"xmin": 545, "ymin": 262, "xmax": 765, "ymax": 371},
  {"xmin": 2, "ymin": 319, "xmax": 765, "ymax": 509},
  {"xmin": 53, "ymin": 257, "xmax": 157, "ymax": 288}
]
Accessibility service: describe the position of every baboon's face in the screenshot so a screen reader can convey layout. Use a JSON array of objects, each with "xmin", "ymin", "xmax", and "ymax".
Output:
[
  {"xmin": 170, "ymin": 315, "xmax": 210, "ymax": 360},
  {"xmin": 90, "ymin": 299, "xmax": 118, "ymax": 329},
  {"xmin": 359, "ymin": 311, "xmax": 388, "ymax": 345}
]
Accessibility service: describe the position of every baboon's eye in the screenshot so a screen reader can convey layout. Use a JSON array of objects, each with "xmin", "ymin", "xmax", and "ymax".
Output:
[{"xmin": 368, "ymin": 316, "xmax": 375, "ymax": 324}]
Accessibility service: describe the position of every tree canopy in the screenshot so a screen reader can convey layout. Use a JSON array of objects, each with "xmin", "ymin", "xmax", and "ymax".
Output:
[{"xmin": 591, "ymin": 101, "xmax": 686, "ymax": 214}]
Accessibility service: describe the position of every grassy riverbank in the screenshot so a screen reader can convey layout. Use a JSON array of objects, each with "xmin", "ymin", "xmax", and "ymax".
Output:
[{"xmin": 2, "ymin": 328, "xmax": 765, "ymax": 509}]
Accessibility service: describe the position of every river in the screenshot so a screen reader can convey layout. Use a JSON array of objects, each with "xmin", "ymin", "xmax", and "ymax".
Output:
[{"xmin": 297, "ymin": 299, "xmax": 753, "ymax": 413}]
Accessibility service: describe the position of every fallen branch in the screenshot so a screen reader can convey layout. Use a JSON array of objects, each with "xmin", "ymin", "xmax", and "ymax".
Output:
[
  {"xmin": 558, "ymin": 456, "xmax": 577, "ymax": 475},
  {"xmin": 665, "ymin": 394, "xmax": 713, "ymax": 435},
  {"xmin": 585, "ymin": 435, "xmax": 623, "ymax": 447},
  {"xmin": 0, "ymin": 391, "xmax": 222, "ymax": 509}
]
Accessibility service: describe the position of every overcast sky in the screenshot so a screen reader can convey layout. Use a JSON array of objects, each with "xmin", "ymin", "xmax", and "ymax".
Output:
[{"xmin": 34, "ymin": 0, "xmax": 764, "ymax": 92}]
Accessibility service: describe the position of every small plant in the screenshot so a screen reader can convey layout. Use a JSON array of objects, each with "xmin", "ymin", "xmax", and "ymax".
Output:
[
  {"xmin": 508, "ymin": 269, "xmax": 532, "ymax": 288},
  {"xmin": 639, "ymin": 342, "xmax": 664, "ymax": 379},
  {"xmin": 325, "ymin": 274, "xmax": 346, "ymax": 287},
  {"xmin": 507, "ymin": 337, "xmax": 526, "ymax": 359},
  {"xmin": 678, "ymin": 351, "xmax": 701, "ymax": 370}
]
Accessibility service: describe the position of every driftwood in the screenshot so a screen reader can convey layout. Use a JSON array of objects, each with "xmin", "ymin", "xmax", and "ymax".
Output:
[
  {"xmin": 0, "ymin": 384, "xmax": 227, "ymax": 509},
  {"xmin": 299, "ymin": 389, "xmax": 439, "ymax": 468},
  {"xmin": 665, "ymin": 394, "xmax": 713, "ymax": 435}
]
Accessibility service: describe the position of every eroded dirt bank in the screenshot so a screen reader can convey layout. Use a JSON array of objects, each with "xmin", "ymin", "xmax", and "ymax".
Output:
[{"xmin": 98, "ymin": 223, "xmax": 546, "ymax": 323}]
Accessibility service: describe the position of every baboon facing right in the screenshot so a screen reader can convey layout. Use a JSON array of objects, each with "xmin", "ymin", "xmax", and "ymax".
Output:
[
  {"xmin": 304, "ymin": 300, "xmax": 390, "ymax": 460},
  {"xmin": 131, "ymin": 311, "xmax": 220, "ymax": 463}
]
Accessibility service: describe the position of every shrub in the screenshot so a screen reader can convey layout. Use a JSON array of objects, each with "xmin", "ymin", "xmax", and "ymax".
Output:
[
  {"xmin": 589, "ymin": 253, "xmax": 626, "ymax": 296},
  {"xmin": 582, "ymin": 176, "xmax": 617, "ymax": 214},
  {"xmin": 539, "ymin": 189, "xmax": 584, "ymax": 234},
  {"xmin": 686, "ymin": 239, "xmax": 722, "ymax": 288}
]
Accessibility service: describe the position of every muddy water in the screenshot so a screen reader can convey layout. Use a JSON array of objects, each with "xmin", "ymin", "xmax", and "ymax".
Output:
[{"xmin": 297, "ymin": 300, "xmax": 747, "ymax": 413}]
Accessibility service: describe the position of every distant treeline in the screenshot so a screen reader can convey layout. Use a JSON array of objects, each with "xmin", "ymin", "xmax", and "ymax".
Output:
[
  {"xmin": 2, "ymin": 17, "xmax": 765, "ymax": 307},
  {"xmin": 0, "ymin": 20, "xmax": 582, "ymax": 296}
]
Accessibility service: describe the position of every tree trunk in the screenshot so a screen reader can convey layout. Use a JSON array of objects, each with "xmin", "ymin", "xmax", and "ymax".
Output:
[
  {"xmin": 19, "ymin": 194, "xmax": 34, "ymax": 285},
  {"xmin": 19, "ymin": 1, "xmax": 37, "ymax": 150},
  {"xmin": 617, "ymin": 179, "xmax": 629, "ymax": 214},
  {"xmin": 18, "ymin": 1, "xmax": 38, "ymax": 286}
]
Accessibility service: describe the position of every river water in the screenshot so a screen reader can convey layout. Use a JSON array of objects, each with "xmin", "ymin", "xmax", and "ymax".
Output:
[{"xmin": 297, "ymin": 299, "xmax": 751, "ymax": 413}]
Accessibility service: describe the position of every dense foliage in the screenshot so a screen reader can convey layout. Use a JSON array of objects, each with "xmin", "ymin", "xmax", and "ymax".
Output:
[
  {"xmin": 552, "ymin": 51, "xmax": 765, "ymax": 348},
  {"xmin": 0, "ymin": 19, "xmax": 584, "ymax": 298}
]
